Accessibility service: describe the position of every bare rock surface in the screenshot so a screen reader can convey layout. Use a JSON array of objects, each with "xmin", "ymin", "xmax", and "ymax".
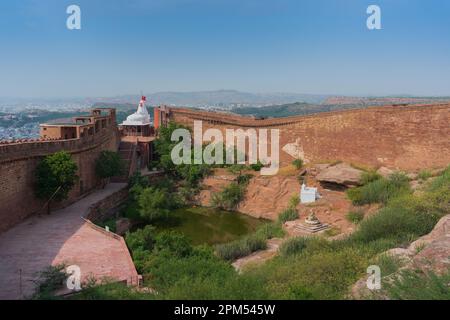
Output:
[{"xmin": 316, "ymin": 163, "xmax": 363, "ymax": 187}]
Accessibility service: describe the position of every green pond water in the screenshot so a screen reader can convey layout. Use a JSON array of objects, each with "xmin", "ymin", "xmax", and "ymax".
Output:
[{"xmin": 152, "ymin": 207, "xmax": 267, "ymax": 246}]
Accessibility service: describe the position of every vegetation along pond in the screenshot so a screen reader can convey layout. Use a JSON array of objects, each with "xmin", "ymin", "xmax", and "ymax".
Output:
[{"xmin": 150, "ymin": 206, "xmax": 267, "ymax": 246}]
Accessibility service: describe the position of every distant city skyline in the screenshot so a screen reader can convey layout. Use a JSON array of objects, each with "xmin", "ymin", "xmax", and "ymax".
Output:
[{"xmin": 1, "ymin": 0, "xmax": 450, "ymax": 98}]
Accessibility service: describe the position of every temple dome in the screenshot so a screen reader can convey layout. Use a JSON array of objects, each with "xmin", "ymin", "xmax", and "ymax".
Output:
[{"xmin": 122, "ymin": 96, "xmax": 151, "ymax": 126}]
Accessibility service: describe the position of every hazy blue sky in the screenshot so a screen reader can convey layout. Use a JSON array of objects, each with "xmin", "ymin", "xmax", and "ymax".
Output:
[{"xmin": 1, "ymin": 0, "xmax": 450, "ymax": 98}]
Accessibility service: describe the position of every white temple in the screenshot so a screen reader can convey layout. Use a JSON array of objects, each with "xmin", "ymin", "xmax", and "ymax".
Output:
[
  {"xmin": 300, "ymin": 183, "xmax": 320, "ymax": 204},
  {"xmin": 122, "ymin": 96, "xmax": 151, "ymax": 126}
]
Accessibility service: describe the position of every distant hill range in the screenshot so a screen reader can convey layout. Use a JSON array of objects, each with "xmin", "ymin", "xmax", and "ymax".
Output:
[
  {"xmin": 231, "ymin": 96, "xmax": 450, "ymax": 118},
  {"xmin": 92, "ymin": 90, "xmax": 329, "ymax": 108}
]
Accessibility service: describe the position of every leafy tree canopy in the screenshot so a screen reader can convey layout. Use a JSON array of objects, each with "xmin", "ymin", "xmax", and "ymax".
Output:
[
  {"xmin": 95, "ymin": 151, "xmax": 124, "ymax": 179},
  {"xmin": 34, "ymin": 151, "xmax": 78, "ymax": 202}
]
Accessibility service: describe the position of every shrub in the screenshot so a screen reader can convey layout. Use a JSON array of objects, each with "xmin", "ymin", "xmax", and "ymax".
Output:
[
  {"xmin": 32, "ymin": 264, "xmax": 67, "ymax": 299},
  {"xmin": 125, "ymin": 225, "xmax": 156, "ymax": 252},
  {"xmin": 350, "ymin": 205, "xmax": 437, "ymax": 244},
  {"xmin": 142, "ymin": 246, "xmax": 238, "ymax": 296},
  {"xmin": 177, "ymin": 183, "xmax": 200, "ymax": 203},
  {"xmin": 128, "ymin": 171, "xmax": 149, "ymax": 189},
  {"xmin": 250, "ymin": 161, "xmax": 264, "ymax": 172},
  {"xmin": 73, "ymin": 282, "xmax": 152, "ymax": 300},
  {"xmin": 374, "ymin": 253, "xmax": 405, "ymax": 277},
  {"xmin": 215, "ymin": 234, "xmax": 267, "ymax": 261},
  {"xmin": 279, "ymin": 237, "xmax": 310, "ymax": 257},
  {"xmin": 261, "ymin": 246, "xmax": 369, "ymax": 300},
  {"xmin": 347, "ymin": 172, "xmax": 411, "ymax": 205},
  {"xmin": 154, "ymin": 231, "xmax": 193, "ymax": 258},
  {"xmin": 177, "ymin": 164, "xmax": 212, "ymax": 187},
  {"xmin": 346, "ymin": 210, "xmax": 365, "ymax": 224},
  {"xmin": 211, "ymin": 183, "xmax": 246, "ymax": 210},
  {"xmin": 278, "ymin": 207, "xmax": 299, "ymax": 224},
  {"xmin": 292, "ymin": 159, "xmax": 304, "ymax": 170},
  {"xmin": 386, "ymin": 269, "xmax": 450, "ymax": 300},
  {"xmin": 418, "ymin": 170, "xmax": 432, "ymax": 181},
  {"xmin": 100, "ymin": 218, "xmax": 117, "ymax": 233},
  {"xmin": 288, "ymin": 193, "xmax": 300, "ymax": 208},
  {"xmin": 236, "ymin": 173, "xmax": 253, "ymax": 186},
  {"xmin": 429, "ymin": 165, "xmax": 450, "ymax": 190},
  {"xmin": 227, "ymin": 164, "xmax": 246, "ymax": 175},
  {"xmin": 360, "ymin": 170, "xmax": 382, "ymax": 185},
  {"xmin": 254, "ymin": 222, "xmax": 285, "ymax": 239},
  {"xmin": 138, "ymin": 187, "xmax": 181, "ymax": 222}
]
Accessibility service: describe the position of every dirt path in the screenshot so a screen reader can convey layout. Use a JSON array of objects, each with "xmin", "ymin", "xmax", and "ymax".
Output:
[
  {"xmin": 0, "ymin": 183, "xmax": 138, "ymax": 300},
  {"xmin": 232, "ymin": 238, "xmax": 284, "ymax": 272}
]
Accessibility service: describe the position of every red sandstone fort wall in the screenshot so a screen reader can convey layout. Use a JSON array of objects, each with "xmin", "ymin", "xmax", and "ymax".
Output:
[
  {"xmin": 0, "ymin": 128, "xmax": 119, "ymax": 234},
  {"xmin": 167, "ymin": 104, "xmax": 450, "ymax": 170}
]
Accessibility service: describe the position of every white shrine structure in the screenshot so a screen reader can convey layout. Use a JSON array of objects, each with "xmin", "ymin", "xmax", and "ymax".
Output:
[
  {"xmin": 121, "ymin": 96, "xmax": 153, "ymax": 136},
  {"xmin": 300, "ymin": 183, "xmax": 320, "ymax": 204}
]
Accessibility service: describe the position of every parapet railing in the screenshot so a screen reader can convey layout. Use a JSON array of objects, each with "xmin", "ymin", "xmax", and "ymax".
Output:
[
  {"xmin": 169, "ymin": 103, "xmax": 450, "ymax": 128},
  {"xmin": 0, "ymin": 128, "xmax": 116, "ymax": 163}
]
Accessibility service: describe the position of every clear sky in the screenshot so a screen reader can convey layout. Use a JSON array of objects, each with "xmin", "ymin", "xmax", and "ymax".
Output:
[{"xmin": 1, "ymin": 0, "xmax": 450, "ymax": 98}]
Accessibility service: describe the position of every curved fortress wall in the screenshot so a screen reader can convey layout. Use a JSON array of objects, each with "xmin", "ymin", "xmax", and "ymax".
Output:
[
  {"xmin": 158, "ymin": 103, "xmax": 450, "ymax": 170},
  {"xmin": 0, "ymin": 127, "xmax": 119, "ymax": 234}
]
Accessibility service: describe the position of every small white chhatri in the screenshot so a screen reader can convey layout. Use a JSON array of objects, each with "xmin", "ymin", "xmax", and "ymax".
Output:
[{"xmin": 300, "ymin": 183, "xmax": 320, "ymax": 204}]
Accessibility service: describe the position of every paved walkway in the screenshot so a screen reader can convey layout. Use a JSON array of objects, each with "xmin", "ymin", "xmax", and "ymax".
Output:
[{"xmin": 0, "ymin": 183, "xmax": 138, "ymax": 300}]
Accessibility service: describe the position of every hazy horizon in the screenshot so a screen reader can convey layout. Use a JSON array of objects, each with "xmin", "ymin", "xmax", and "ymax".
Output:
[{"xmin": 1, "ymin": 89, "xmax": 450, "ymax": 102}]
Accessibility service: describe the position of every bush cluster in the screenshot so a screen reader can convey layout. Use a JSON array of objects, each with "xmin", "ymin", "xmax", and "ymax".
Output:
[
  {"xmin": 346, "ymin": 210, "xmax": 365, "ymax": 224},
  {"xmin": 278, "ymin": 207, "xmax": 299, "ymax": 224},
  {"xmin": 347, "ymin": 172, "xmax": 411, "ymax": 205},
  {"xmin": 277, "ymin": 194, "xmax": 300, "ymax": 224},
  {"xmin": 292, "ymin": 159, "xmax": 304, "ymax": 170},
  {"xmin": 215, "ymin": 234, "xmax": 267, "ymax": 261}
]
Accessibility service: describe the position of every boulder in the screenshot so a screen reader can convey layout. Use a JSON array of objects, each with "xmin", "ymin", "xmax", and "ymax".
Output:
[{"xmin": 316, "ymin": 163, "xmax": 363, "ymax": 187}]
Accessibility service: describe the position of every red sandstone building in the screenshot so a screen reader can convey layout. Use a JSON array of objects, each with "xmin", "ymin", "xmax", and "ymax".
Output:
[{"xmin": 40, "ymin": 108, "xmax": 117, "ymax": 140}]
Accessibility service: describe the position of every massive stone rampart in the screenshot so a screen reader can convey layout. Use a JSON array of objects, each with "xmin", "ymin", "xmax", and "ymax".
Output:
[
  {"xmin": 0, "ymin": 128, "xmax": 119, "ymax": 233},
  {"xmin": 167, "ymin": 103, "xmax": 450, "ymax": 170}
]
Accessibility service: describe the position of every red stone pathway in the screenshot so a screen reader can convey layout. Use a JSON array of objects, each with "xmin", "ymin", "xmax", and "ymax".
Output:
[{"xmin": 0, "ymin": 183, "xmax": 138, "ymax": 300}]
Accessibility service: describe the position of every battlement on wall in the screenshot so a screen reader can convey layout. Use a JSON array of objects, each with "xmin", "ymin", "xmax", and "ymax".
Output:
[
  {"xmin": 0, "ymin": 127, "xmax": 118, "ymax": 164},
  {"xmin": 167, "ymin": 103, "xmax": 450, "ymax": 128}
]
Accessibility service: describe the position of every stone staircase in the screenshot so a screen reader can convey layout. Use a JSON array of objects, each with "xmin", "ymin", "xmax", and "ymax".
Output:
[{"xmin": 112, "ymin": 141, "xmax": 137, "ymax": 182}]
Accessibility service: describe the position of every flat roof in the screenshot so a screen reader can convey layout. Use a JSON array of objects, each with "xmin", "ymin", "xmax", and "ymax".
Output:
[{"xmin": 40, "ymin": 123, "xmax": 88, "ymax": 127}]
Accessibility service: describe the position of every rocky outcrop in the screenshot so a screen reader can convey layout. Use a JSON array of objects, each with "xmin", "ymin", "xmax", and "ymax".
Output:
[
  {"xmin": 404, "ymin": 215, "xmax": 450, "ymax": 274},
  {"xmin": 197, "ymin": 173, "xmax": 300, "ymax": 220},
  {"xmin": 316, "ymin": 163, "xmax": 363, "ymax": 187},
  {"xmin": 238, "ymin": 176, "xmax": 300, "ymax": 220},
  {"xmin": 351, "ymin": 214, "xmax": 450, "ymax": 299}
]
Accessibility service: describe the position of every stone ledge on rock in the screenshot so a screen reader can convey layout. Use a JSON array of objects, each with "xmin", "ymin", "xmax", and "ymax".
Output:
[{"xmin": 316, "ymin": 163, "xmax": 363, "ymax": 187}]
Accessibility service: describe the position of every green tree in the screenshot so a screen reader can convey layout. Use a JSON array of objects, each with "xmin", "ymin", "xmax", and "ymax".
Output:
[
  {"xmin": 138, "ymin": 187, "xmax": 177, "ymax": 222},
  {"xmin": 34, "ymin": 151, "xmax": 78, "ymax": 214},
  {"xmin": 95, "ymin": 151, "xmax": 124, "ymax": 187}
]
